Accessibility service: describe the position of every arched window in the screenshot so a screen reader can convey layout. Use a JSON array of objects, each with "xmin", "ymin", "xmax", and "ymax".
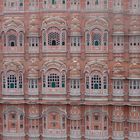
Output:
[
  {"xmin": 91, "ymin": 75, "xmax": 101, "ymax": 89},
  {"xmin": 113, "ymin": 0, "xmax": 122, "ymax": 10},
  {"xmin": 48, "ymin": 73, "xmax": 60, "ymax": 88},
  {"xmin": 43, "ymin": 70, "xmax": 66, "ymax": 89},
  {"xmin": 61, "ymin": 31, "xmax": 66, "ymax": 46},
  {"xmin": 3, "ymin": 72, "xmax": 23, "ymax": 90},
  {"xmin": 103, "ymin": 31, "xmax": 108, "ymax": 46},
  {"xmin": 45, "ymin": 111, "xmax": 66, "ymax": 130},
  {"xmin": 29, "ymin": 0, "xmax": 38, "ymax": 9},
  {"xmin": 7, "ymin": 74, "xmax": 17, "ymax": 88},
  {"xmin": 62, "ymin": 74, "xmax": 65, "ymax": 87},
  {"xmin": 8, "ymin": 34, "xmax": 17, "ymax": 47},
  {"xmin": 3, "ymin": 110, "xmax": 24, "ymax": 133},
  {"xmin": 86, "ymin": 32, "xmax": 90, "ymax": 46},
  {"xmin": 103, "ymin": 76, "xmax": 107, "ymax": 89},
  {"xmin": 4, "ymin": 0, "xmax": 24, "ymax": 11},
  {"xmin": 42, "ymin": 30, "xmax": 46, "ymax": 46},
  {"xmin": 46, "ymin": 27, "xmax": 66, "ymax": 47},
  {"xmin": 2, "ymin": 33, "xmax": 6, "ymax": 46},
  {"xmin": 19, "ymin": 32, "xmax": 24, "ymax": 47},
  {"xmin": 2, "ymin": 75, "xmax": 6, "ymax": 88},
  {"xmin": 48, "ymin": 32, "xmax": 60, "ymax": 46},
  {"xmin": 19, "ymin": 73, "xmax": 23, "ymax": 88},
  {"xmin": 19, "ymin": 0, "xmax": 24, "ymax": 7},
  {"xmin": 95, "ymin": 0, "xmax": 99, "ymax": 5},
  {"xmin": 52, "ymin": 0, "xmax": 56, "ymax": 5},
  {"xmin": 92, "ymin": 33, "xmax": 101, "ymax": 46},
  {"xmin": 86, "ymin": 75, "xmax": 89, "ymax": 89}
]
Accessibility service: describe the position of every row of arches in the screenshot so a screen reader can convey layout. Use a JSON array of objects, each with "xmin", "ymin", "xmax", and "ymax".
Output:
[
  {"xmin": 1, "ymin": 28, "xmax": 108, "ymax": 48},
  {"xmin": 3, "ymin": 106, "xmax": 109, "ymax": 133},
  {"xmin": 1, "ymin": 61, "xmax": 109, "ymax": 94},
  {"xmin": 3, "ymin": 0, "xmax": 140, "ymax": 11}
]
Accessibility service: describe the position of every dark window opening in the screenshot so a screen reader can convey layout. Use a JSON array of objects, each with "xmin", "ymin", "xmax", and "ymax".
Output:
[
  {"xmin": 11, "ymin": 42, "xmax": 15, "ymax": 47},
  {"xmin": 52, "ymin": 40, "xmax": 56, "ymax": 46}
]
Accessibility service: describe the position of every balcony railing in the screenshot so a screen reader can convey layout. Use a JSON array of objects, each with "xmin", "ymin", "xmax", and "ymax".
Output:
[
  {"xmin": 129, "ymin": 89, "xmax": 140, "ymax": 96},
  {"xmin": 85, "ymin": 130, "xmax": 108, "ymax": 139},
  {"xmin": 129, "ymin": 46, "xmax": 140, "ymax": 53},
  {"xmin": 85, "ymin": 89, "xmax": 108, "ymax": 96},
  {"xmin": 2, "ymin": 88, "xmax": 24, "ymax": 95},
  {"xmin": 112, "ymin": 131, "xmax": 124, "ymax": 139},
  {"xmin": 85, "ymin": 45, "xmax": 108, "ymax": 53},
  {"xmin": 42, "ymin": 129, "xmax": 67, "ymax": 138},
  {"xmin": 70, "ymin": 46, "xmax": 81, "ymax": 53},
  {"xmin": 113, "ymin": 89, "xmax": 124, "ymax": 96},
  {"xmin": 113, "ymin": 46, "xmax": 124, "ymax": 53},
  {"xmin": 42, "ymin": 45, "xmax": 66, "ymax": 52},
  {"xmin": 28, "ymin": 129, "xmax": 40, "ymax": 137},
  {"xmin": 42, "ymin": 88, "xmax": 66, "ymax": 95},
  {"xmin": 3, "ymin": 131, "xmax": 25, "ymax": 137},
  {"xmin": 3, "ymin": 46, "xmax": 24, "ymax": 53},
  {"xmin": 129, "ymin": 132, "xmax": 140, "ymax": 138},
  {"xmin": 28, "ymin": 47, "xmax": 39, "ymax": 53},
  {"xmin": 28, "ymin": 88, "xmax": 38, "ymax": 95},
  {"xmin": 3, "ymin": 7, "xmax": 24, "ymax": 13},
  {"xmin": 70, "ymin": 130, "xmax": 81, "ymax": 138},
  {"xmin": 70, "ymin": 89, "xmax": 80, "ymax": 96}
]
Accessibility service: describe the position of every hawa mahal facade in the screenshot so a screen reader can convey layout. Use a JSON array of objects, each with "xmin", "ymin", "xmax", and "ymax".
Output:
[{"xmin": 0, "ymin": 0, "xmax": 140, "ymax": 140}]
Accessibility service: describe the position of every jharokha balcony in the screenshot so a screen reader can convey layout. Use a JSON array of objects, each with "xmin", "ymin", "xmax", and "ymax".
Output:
[
  {"xmin": 2, "ymin": 88, "xmax": 24, "ymax": 96},
  {"xmin": 129, "ymin": 132, "xmax": 140, "ymax": 139},
  {"xmin": 42, "ymin": 45, "xmax": 66, "ymax": 52},
  {"xmin": 70, "ymin": 130, "xmax": 81, "ymax": 139},
  {"xmin": 3, "ymin": 46, "xmax": 24, "ymax": 54},
  {"xmin": 85, "ymin": 45, "xmax": 108, "ymax": 53},
  {"xmin": 85, "ymin": 130, "xmax": 108, "ymax": 140},
  {"xmin": 112, "ymin": 131, "xmax": 124, "ymax": 140},
  {"xmin": 42, "ymin": 87, "xmax": 66, "ymax": 95},
  {"xmin": 85, "ymin": 89, "xmax": 108, "ymax": 96},
  {"xmin": 42, "ymin": 129, "xmax": 67, "ymax": 138}
]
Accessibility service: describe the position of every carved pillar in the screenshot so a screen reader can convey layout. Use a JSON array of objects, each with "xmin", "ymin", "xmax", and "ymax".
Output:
[
  {"xmin": 124, "ymin": 105, "xmax": 129, "ymax": 140},
  {"xmin": 108, "ymin": 105, "xmax": 113, "ymax": 140},
  {"xmin": 24, "ymin": 104, "xmax": 29, "ymax": 140},
  {"xmin": 67, "ymin": 104, "xmax": 70, "ymax": 140},
  {"xmin": 81, "ymin": 105, "xmax": 85, "ymax": 140},
  {"xmin": 39, "ymin": 104, "xmax": 43, "ymax": 140}
]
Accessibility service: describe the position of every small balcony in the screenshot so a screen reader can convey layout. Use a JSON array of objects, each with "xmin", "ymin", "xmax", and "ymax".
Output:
[
  {"xmin": 113, "ymin": 89, "xmax": 124, "ymax": 96},
  {"xmin": 42, "ymin": 129, "xmax": 67, "ymax": 138},
  {"xmin": 42, "ymin": 45, "xmax": 66, "ymax": 53},
  {"xmin": 2, "ymin": 88, "xmax": 24, "ymax": 96},
  {"xmin": 3, "ymin": 131, "xmax": 25, "ymax": 137},
  {"xmin": 42, "ymin": 88, "xmax": 66, "ymax": 95},
  {"xmin": 85, "ymin": 45, "xmax": 108, "ymax": 53},
  {"xmin": 28, "ymin": 47, "xmax": 39, "ymax": 53},
  {"xmin": 43, "ymin": 4, "xmax": 66, "ymax": 11},
  {"xmin": 28, "ymin": 129, "xmax": 40, "ymax": 137},
  {"xmin": 113, "ymin": 89, "xmax": 124, "ymax": 100},
  {"xmin": 70, "ymin": 89, "xmax": 80, "ymax": 96},
  {"xmin": 113, "ymin": 46, "xmax": 124, "ymax": 53},
  {"xmin": 70, "ymin": 46, "xmax": 81, "ymax": 53},
  {"xmin": 129, "ymin": 132, "xmax": 140, "ymax": 139},
  {"xmin": 70, "ymin": 130, "xmax": 81, "ymax": 138},
  {"xmin": 85, "ymin": 89, "xmax": 108, "ymax": 96},
  {"xmin": 112, "ymin": 117, "xmax": 125, "ymax": 122},
  {"xmin": 129, "ymin": 89, "xmax": 140, "ymax": 96},
  {"xmin": 129, "ymin": 45, "xmax": 140, "ymax": 53},
  {"xmin": 112, "ymin": 131, "xmax": 124, "ymax": 140},
  {"xmin": 85, "ymin": 130, "xmax": 108, "ymax": 140},
  {"xmin": 28, "ymin": 88, "xmax": 38, "ymax": 95},
  {"xmin": 3, "ymin": 7, "xmax": 24, "ymax": 13},
  {"xmin": 2, "ymin": 46, "xmax": 24, "ymax": 54}
]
